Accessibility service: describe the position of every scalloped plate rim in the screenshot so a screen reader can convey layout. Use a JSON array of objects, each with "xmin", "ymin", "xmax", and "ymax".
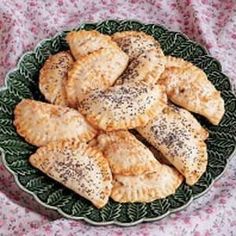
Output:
[{"xmin": 0, "ymin": 19, "xmax": 235, "ymax": 226}]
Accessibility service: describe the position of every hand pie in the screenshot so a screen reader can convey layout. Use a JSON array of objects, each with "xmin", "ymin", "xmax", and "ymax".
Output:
[
  {"xmin": 137, "ymin": 105, "xmax": 208, "ymax": 185},
  {"xmin": 111, "ymin": 165, "xmax": 183, "ymax": 203},
  {"xmin": 39, "ymin": 51, "xmax": 74, "ymax": 106},
  {"xmin": 131, "ymin": 129, "xmax": 178, "ymax": 166},
  {"xmin": 29, "ymin": 140, "xmax": 112, "ymax": 208},
  {"xmin": 66, "ymin": 47, "xmax": 128, "ymax": 107},
  {"xmin": 112, "ymin": 31, "xmax": 164, "ymax": 60},
  {"xmin": 115, "ymin": 49, "xmax": 166, "ymax": 85},
  {"xmin": 159, "ymin": 60, "xmax": 225, "ymax": 125},
  {"xmin": 66, "ymin": 30, "xmax": 118, "ymax": 59},
  {"xmin": 165, "ymin": 55, "xmax": 191, "ymax": 68},
  {"xmin": 96, "ymin": 130, "xmax": 162, "ymax": 175},
  {"xmin": 14, "ymin": 99, "xmax": 97, "ymax": 146},
  {"xmin": 79, "ymin": 82, "xmax": 167, "ymax": 131},
  {"xmin": 168, "ymin": 104, "xmax": 209, "ymax": 140}
]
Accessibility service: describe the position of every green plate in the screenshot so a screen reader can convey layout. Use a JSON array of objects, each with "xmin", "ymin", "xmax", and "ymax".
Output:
[{"xmin": 1, "ymin": 20, "xmax": 236, "ymax": 226}]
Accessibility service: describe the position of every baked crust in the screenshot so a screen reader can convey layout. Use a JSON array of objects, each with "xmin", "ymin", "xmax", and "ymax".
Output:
[
  {"xmin": 14, "ymin": 99, "xmax": 97, "ymax": 146},
  {"xmin": 29, "ymin": 140, "xmax": 112, "ymax": 208},
  {"xmin": 79, "ymin": 82, "xmax": 167, "ymax": 131}
]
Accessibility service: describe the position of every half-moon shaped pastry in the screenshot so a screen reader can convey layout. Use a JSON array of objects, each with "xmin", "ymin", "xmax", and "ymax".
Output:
[
  {"xmin": 39, "ymin": 51, "xmax": 74, "ymax": 106},
  {"xmin": 159, "ymin": 60, "xmax": 225, "ymax": 125},
  {"xmin": 115, "ymin": 49, "xmax": 166, "ymax": 85},
  {"xmin": 112, "ymin": 31, "xmax": 164, "ymax": 60},
  {"xmin": 79, "ymin": 82, "xmax": 167, "ymax": 131},
  {"xmin": 168, "ymin": 104, "xmax": 209, "ymax": 140},
  {"xmin": 111, "ymin": 165, "xmax": 183, "ymax": 203},
  {"xmin": 14, "ymin": 99, "xmax": 97, "ymax": 146},
  {"xmin": 137, "ymin": 105, "xmax": 208, "ymax": 185},
  {"xmin": 96, "ymin": 130, "xmax": 162, "ymax": 175},
  {"xmin": 29, "ymin": 140, "xmax": 112, "ymax": 208},
  {"xmin": 164, "ymin": 55, "xmax": 191, "ymax": 68},
  {"xmin": 66, "ymin": 47, "xmax": 128, "ymax": 107},
  {"xmin": 130, "ymin": 129, "xmax": 173, "ymax": 166},
  {"xmin": 66, "ymin": 30, "xmax": 117, "ymax": 59}
]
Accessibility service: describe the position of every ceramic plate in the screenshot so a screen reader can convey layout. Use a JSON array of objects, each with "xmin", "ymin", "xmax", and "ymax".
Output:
[{"xmin": 1, "ymin": 20, "xmax": 236, "ymax": 226}]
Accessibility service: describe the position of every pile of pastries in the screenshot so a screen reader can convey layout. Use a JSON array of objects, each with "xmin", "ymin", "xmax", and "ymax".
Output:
[{"xmin": 13, "ymin": 30, "xmax": 225, "ymax": 208}]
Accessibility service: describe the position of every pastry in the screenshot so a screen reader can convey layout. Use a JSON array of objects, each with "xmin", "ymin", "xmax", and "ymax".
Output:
[
  {"xmin": 111, "ymin": 165, "xmax": 183, "ymax": 203},
  {"xmin": 29, "ymin": 140, "xmax": 112, "ymax": 208},
  {"xmin": 96, "ymin": 130, "xmax": 161, "ymax": 175},
  {"xmin": 164, "ymin": 55, "xmax": 191, "ymax": 68},
  {"xmin": 115, "ymin": 49, "xmax": 166, "ymax": 85},
  {"xmin": 159, "ymin": 60, "xmax": 225, "ymax": 125},
  {"xmin": 137, "ymin": 105, "xmax": 208, "ymax": 185},
  {"xmin": 112, "ymin": 31, "xmax": 163, "ymax": 60},
  {"xmin": 14, "ymin": 99, "xmax": 97, "ymax": 146},
  {"xmin": 39, "ymin": 51, "xmax": 74, "ymax": 106},
  {"xmin": 66, "ymin": 47, "xmax": 128, "ymax": 107},
  {"xmin": 66, "ymin": 30, "xmax": 118, "ymax": 59},
  {"xmin": 79, "ymin": 82, "xmax": 167, "ymax": 131},
  {"xmin": 167, "ymin": 104, "xmax": 209, "ymax": 140}
]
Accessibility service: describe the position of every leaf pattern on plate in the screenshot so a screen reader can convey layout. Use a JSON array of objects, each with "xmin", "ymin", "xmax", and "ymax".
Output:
[
  {"xmin": 71, "ymin": 200, "xmax": 93, "ymax": 217},
  {"xmin": 128, "ymin": 203, "xmax": 147, "ymax": 222}
]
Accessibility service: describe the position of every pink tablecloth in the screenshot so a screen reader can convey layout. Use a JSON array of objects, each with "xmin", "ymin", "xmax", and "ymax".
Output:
[{"xmin": 0, "ymin": 1, "xmax": 236, "ymax": 235}]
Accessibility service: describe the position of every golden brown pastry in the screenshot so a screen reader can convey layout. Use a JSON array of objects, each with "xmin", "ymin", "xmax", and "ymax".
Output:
[
  {"xmin": 39, "ymin": 51, "xmax": 74, "ymax": 106},
  {"xmin": 14, "ymin": 99, "xmax": 97, "ymax": 146},
  {"xmin": 159, "ymin": 57, "xmax": 225, "ymax": 125},
  {"xmin": 111, "ymin": 165, "xmax": 183, "ymax": 203},
  {"xmin": 79, "ymin": 82, "xmax": 167, "ymax": 131},
  {"xmin": 66, "ymin": 47, "xmax": 128, "ymax": 107},
  {"xmin": 129, "ymin": 130, "xmax": 172, "ymax": 165},
  {"xmin": 96, "ymin": 130, "xmax": 162, "ymax": 175},
  {"xmin": 168, "ymin": 104, "xmax": 209, "ymax": 140},
  {"xmin": 164, "ymin": 55, "xmax": 191, "ymax": 68},
  {"xmin": 29, "ymin": 140, "xmax": 112, "ymax": 208},
  {"xmin": 115, "ymin": 49, "xmax": 166, "ymax": 85},
  {"xmin": 66, "ymin": 30, "xmax": 117, "ymax": 59},
  {"xmin": 112, "ymin": 31, "xmax": 163, "ymax": 60},
  {"xmin": 137, "ymin": 105, "xmax": 208, "ymax": 185}
]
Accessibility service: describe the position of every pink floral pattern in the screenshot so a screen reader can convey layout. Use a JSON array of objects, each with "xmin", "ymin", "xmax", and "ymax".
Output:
[{"xmin": 0, "ymin": 0, "xmax": 236, "ymax": 235}]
